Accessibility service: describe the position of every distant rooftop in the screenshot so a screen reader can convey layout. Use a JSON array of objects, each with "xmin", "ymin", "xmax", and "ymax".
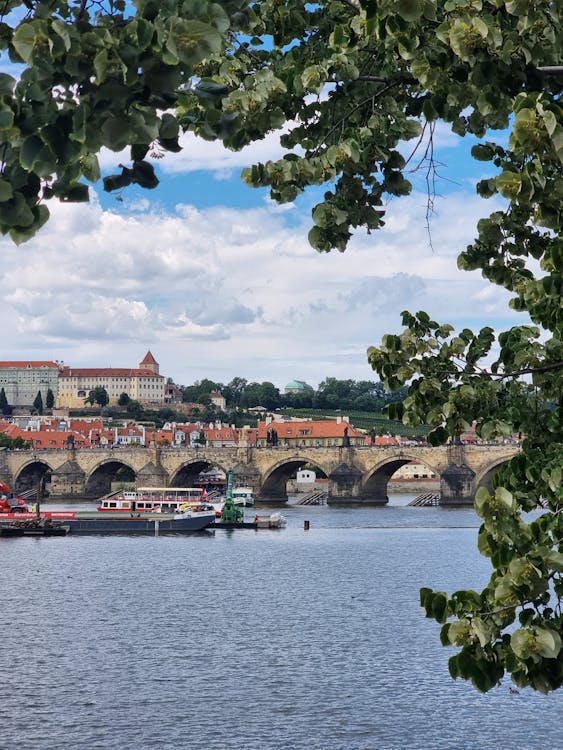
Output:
[{"xmin": 284, "ymin": 380, "xmax": 314, "ymax": 393}]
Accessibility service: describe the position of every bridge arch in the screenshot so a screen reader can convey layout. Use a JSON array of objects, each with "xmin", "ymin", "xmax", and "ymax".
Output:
[
  {"xmin": 169, "ymin": 459, "xmax": 229, "ymax": 487},
  {"xmin": 260, "ymin": 455, "xmax": 332, "ymax": 501},
  {"xmin": 361, "ymin": 454, "xmax": 442, "ymax": 502},
  {"xmin": 14, "ymin": 459, "xmax": 55, "ymax": 496},
  {"xmin": 84, "ymin": 458, "xmax": 138, "ymax": 498},
  {"xmin": 473, "ymin": 458, "xmax": 512, "ymax": 495}
]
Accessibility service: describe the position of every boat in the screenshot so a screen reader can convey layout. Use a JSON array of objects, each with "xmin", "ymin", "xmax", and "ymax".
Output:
[
  {"xmin": 203, "ymin": 486, "xmax": 255, "ymax": 517},
  {"xmin": 0, "ymin": 518, "xmax": 70, "ymax": 537},
  {"xmin": 0, "ymin": 508, "xmax": 215, "ymax": 535},
  {"xmin": 0, "ymin": 481, "xmax": 215, "ymax": 535},
  {"xmin": 254, "ymin": 512, "xmax": 287, "ymax": 529},
  {"xmin": 232, "ymin": 487, "xmax": 255, "ymax": 507},
  {"xmin": 212, "ymin": 470, "xmax": 283, "ymax": 530},
  {"xmin": 97, "ymin": 487, "xmax": 215, "ymax": 515}
]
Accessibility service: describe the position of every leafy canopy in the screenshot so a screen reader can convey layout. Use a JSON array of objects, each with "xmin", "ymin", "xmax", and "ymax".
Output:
[{"xmin": 1, "ymin": 0, "xmax": 562, "ymax": 692}]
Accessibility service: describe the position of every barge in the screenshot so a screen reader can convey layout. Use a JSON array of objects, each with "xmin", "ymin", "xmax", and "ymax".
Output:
[{"xmin": 0, "ymin": 509, "xmax": 216, "ymax": 536}]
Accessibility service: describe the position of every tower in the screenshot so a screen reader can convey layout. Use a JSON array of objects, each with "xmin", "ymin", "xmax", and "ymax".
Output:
[{"xmin": 139, "ymin": 350, "xmax": 159, "ymax": 375}]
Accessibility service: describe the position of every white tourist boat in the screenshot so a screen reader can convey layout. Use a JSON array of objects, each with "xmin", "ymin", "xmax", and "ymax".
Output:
[
  {"xmin": 98, "ymin": 486, "xmax": 214, "ymax": 514},
  {"xmin": 232, "ymin": 487, "xmax": 255, "ymax": 507}
]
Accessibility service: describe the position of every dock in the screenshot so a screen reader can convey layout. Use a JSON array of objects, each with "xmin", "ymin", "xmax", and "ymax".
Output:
[
  {"xmin": 0, "ymin": 519, "xmax": 69, "ymax": 537},
  {"xmin": 408, "ymin": 492, "xmax": 441, "ymax": 506},
  {"xmin": 214, "ymin": 521, "xmax": 257, "ymax": 530},
  {"xmin": 295, "ymin": 490, "xmax": 328, "ymax": 505}
]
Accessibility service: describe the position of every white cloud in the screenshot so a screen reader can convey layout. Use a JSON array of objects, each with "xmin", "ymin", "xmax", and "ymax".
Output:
[
  {"xmin": 0, "ymin": 184, "xmax": 524, "ymax": 389},
  {"xmin": 99, "ymin": 128, "xmax": 297, "ymax": 178}
]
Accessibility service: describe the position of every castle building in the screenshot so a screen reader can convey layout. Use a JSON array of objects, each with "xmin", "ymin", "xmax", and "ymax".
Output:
[
  {"xmin": 56, "ymin": 351, "xmax": 165, "ymax": 408},
  {"xmin": 0, "ymin": 361, "xmax": 60, "ymax": 408}
]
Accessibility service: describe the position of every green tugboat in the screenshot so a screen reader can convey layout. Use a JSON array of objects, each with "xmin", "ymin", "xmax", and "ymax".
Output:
[
  {"xmin": 214, "ymin": 470, "xmax": 261, "ymax": 529},
  {"xmin": 215, "ymin": 471, "xmax": 286, "ymax": 530},
  {"xmin": 218, "ymin": 469, "xmax": 246, "ymax": 524}
]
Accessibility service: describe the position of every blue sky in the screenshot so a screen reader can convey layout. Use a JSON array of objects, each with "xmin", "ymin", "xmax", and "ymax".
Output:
[{"xmin": 2, "ymin": 107, "xmax": 517, "ymax": 391}]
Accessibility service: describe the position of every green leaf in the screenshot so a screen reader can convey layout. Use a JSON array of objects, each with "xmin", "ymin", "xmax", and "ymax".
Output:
[
  {"xmin": 0, "ymin": 73, "xmax": 15, "ymax": 96},
  {"xmin": 394, "ymin": 0, "xmax": 423, "ymax": 22},
  {"xmin": 0, "ymin": 180, "xmax": 13, "ymax": 201},
  {"xmin": 58, "ymin": 183, "xmax": 90, "ymax": 202},
  {"xmin": 0, "ymin": 109, "xmax": 14, "ymax": 130},
  {"xmin": 194, "ymin": 80, "xmax": 229, "ymax": 100},
  {"xmin": 427, "ymin": 425, "xmax": 448, "ymax": 446},
  {"xmin": 431, "ymin": 592, "xmax": 448, "ymax": 623},
  {"xmin": 103, "ymin": 172, "xmax": 133, "ymax": 192},
  {"xmin": 130, "ymin": 144, "xmax": 149, "ymax": 162},
  {"xmin": 131, "ymin": 160, "xmax": 159, "ymax": 189},
  {"xmin": 495, "ymin": 171, "xmax": 522, "ymax": 199},
  {"xmin": 12, "ymin": 21, "xmax": 46, "ymax": 63},
  {"xmin": 166, "ymin": 20, "xmax": 223, "ymax": 66},
  {"xmin": 471, "ymin": 144, "xmax": 495, "ymax": 162}
]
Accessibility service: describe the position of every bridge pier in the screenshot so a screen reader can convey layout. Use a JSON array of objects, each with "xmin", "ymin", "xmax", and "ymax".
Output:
[
  {"xmin": 327, "ymin": 462, "xmax": 387, "ymax": 505},
  {"xmin": 137, "ymin": 460, "xmax": 168, "ymax": 488},
  {"xmin": 439, "ymin": 445, "xmax": 476, "ymax": 506},
  {"xmin": 49, "ymin": 455, "xmax": 87, "ymax": 499}
]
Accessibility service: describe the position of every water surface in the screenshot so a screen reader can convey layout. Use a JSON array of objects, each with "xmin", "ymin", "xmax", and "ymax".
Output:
[{"xmin": 1, "ymin": 500, "xmax": 559, "ymax": 749}]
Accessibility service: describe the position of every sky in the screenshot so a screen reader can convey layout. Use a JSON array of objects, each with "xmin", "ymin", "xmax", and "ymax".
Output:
[{"xmin": 1, "ymin": 97, "xmax": 518, "ymax": 391}]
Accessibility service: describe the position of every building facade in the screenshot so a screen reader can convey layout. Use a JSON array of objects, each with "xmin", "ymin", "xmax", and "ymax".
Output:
[
  {"xmin": 0, "ymin": 361, "xmax": 60, "ymax": 408},
  {"xmin": 256, "ymin": 417, "xmax": 365, "ymax": 447},
  {"xmin": 56, "ymin": 351, "xmax": 165, "ymax": 408}
]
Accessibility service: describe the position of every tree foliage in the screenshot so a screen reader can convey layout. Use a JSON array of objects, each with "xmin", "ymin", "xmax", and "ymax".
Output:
[
  {"xmin": 1, "ymin": 0, "xmax": 562, "ymax": 692},
  {"xmin": 84, "ymin": 386, "xmax": 109, "ymax": 408},
  {"xmin": 0, "ymin": 387, "xmax": 9, "ymax": 415},
  {"xmin": 32, "ymin": 389, "xmax": 43, "ymax": 414},
  {"xmin": 0, "ymin": 431, "xmax": 29, "ymax": 448},
  {"xmin": 316, "ymin": 377, "xmax": 406, "ymax": 411}
]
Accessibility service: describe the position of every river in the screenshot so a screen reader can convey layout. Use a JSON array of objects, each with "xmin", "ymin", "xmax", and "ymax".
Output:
[{"xmin": 1, "ymin": 496, "xmax": 559, "ymax": 749}]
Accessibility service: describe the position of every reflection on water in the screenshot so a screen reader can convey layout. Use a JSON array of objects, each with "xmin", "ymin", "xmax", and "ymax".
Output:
[{"xmin": 1, "ymin": 498, "xmax": 558, "ymax": 750}]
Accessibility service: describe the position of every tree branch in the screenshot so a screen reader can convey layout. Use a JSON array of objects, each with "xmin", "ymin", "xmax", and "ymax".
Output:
[
  {"xmin": 337, "ymin": 0, "xmax": 361, "ymax": 13},
  {"xmin": 311, "ymin": 79, "xmax": 402, "ymax": 157}
]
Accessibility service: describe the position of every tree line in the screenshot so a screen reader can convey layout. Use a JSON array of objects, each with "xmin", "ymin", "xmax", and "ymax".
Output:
[
  {"xmin": 2, "ymin": 379, "xmax": 406, "ymax": 416},
  {"xmin": 181, "ymin": 377, "xmax": 407, "ymax": 413}
]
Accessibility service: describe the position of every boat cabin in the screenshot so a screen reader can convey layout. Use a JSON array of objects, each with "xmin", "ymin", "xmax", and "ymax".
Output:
[
  {"xmin": 232, "ymin": 487, "xmax": 254, "ymax": 506},
  {"xmin": 98, "ymin": 487, "xmax": 209, "ymax": 513}
]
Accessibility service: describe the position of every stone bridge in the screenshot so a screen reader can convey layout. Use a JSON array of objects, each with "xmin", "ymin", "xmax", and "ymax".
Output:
[{"xmin": 0, "ymin": 442, "xmax": 519, "ymax": 506}]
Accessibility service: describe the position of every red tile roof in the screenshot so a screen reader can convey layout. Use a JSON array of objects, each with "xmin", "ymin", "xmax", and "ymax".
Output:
[
  {"xmin": 140, "ymin": 350, "xmax": 158, "ymax": 365},
  {"xmin": 257, "ymin": 420, "xmax": 363, "ymax": 439},
  {"xmin": 59, "ymin": 366, "xmax": 163, "ymax": 379},
  {"xmin": 0, "ymin": 361, "xmax": 59, "ymax": 369}
]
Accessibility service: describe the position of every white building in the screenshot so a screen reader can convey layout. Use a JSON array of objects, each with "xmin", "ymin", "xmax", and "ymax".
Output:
[
  {"xmin": 0, "ymin": 361, "xmax": 60, "ymax": 408},
  {"xmin": 56, "ymin": 351, "xmax": 165, "ymax": 408}
]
